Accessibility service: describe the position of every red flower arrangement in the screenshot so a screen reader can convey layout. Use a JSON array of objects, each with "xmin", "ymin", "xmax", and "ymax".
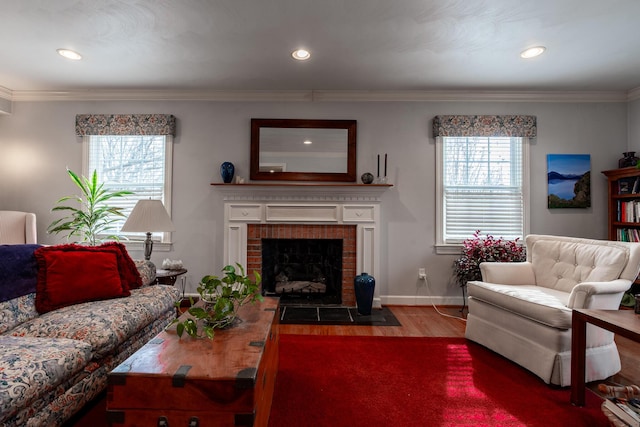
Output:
[{"xmin": 452, "ymin": 230, "xmax": 526, "ymax": 287}]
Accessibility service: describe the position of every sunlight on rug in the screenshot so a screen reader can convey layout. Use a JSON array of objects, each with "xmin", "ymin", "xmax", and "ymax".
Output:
[{"xmin": 268, "ymin": 335, "xmax": 607, "ymax": 427}]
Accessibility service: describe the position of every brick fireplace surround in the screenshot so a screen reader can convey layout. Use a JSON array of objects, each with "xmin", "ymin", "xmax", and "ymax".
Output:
[
  {"xmin": 247, "ymin": 224, "xmax": 357, "ymax": 306},
  {"xmin": 215, "ymin": 184, "xmax": 390, "ymax": 308}
]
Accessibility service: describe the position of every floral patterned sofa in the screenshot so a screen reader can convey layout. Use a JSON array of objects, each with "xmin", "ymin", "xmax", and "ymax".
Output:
[{"xmin": 0, "ymin": 244, "xmax": 179, "ymax": 426}]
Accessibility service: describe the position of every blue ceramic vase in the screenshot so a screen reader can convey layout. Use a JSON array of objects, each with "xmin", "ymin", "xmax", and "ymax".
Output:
[
  {"xmin": 354, "ymin": 272, "xmax": 375, "ymax": 315},
  {"xmin": 220, "ymin": 161, "xmax": 235, "ymax": 183}
]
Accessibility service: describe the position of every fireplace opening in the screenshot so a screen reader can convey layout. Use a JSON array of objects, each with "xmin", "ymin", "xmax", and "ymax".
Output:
[{"xmin": 261, "ymin": 238, "xmax": 343, "ymax": 305}]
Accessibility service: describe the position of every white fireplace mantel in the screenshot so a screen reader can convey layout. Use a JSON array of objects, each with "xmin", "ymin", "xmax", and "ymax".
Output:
[{"xmin": 214, "ymin": 183, "xmax": 391, "ymax": 307}]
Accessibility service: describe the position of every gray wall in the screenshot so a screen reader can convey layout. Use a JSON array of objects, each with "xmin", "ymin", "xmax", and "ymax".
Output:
[
  {"xmin": 0, "ymin": 99, "xmax": 629, "ymax": 304},
  {"xmin": 629, "ymin": 99, "xmax": 640, "ymax": 152}
]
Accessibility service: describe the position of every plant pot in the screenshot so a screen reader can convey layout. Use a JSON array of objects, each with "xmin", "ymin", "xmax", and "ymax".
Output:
[{"xmin": 202, "ymin": 297, "xmax": 242, "ymax": 329}]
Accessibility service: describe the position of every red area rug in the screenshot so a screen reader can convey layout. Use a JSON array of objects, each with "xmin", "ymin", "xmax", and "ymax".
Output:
[{"xmin": 268, "ymin": 335, "xmax": 607, "ymax": 427}]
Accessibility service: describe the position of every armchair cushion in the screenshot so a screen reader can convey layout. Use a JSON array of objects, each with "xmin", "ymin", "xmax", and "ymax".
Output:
[
  {"xmin": 530, "ymin": 239, "xmax": 628, "ymax": 292},
  {"xmin": 467, "ymin": 281, "xmax": 572, "ymax": 328}
]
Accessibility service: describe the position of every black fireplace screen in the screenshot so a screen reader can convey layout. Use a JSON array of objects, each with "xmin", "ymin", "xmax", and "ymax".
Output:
[{"xmin": 261, "ymin": 238, "xmax": 342, "ymax": 305}]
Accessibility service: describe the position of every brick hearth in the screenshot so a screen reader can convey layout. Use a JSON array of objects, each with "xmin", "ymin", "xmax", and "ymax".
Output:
[{"xmin": 247, "ymin": 224, "xmax": 357, "ymax": 306}]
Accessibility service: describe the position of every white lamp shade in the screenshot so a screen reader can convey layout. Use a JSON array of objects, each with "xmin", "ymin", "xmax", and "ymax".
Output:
[{"xmin": 121, "ymin": 200, "xmax": 176, "ymax": 232}]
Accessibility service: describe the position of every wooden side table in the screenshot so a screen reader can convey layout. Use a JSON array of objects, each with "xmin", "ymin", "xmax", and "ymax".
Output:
[
  {"xmin": 155, "ymin": 268, "xmax": 187, "ymax": 286},
  {"xmin": 571, "ymin": 309, "xmax": 640, "ymax": 406}
]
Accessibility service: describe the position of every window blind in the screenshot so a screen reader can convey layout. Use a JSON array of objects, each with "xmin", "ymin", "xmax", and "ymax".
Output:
[
  {"xmin": 85, "ymin": 135, "xmax": 170, "ymax": 240},
  {"xmin": 442, "ymin": 136, "xmax": 524, "ymax": 243}
]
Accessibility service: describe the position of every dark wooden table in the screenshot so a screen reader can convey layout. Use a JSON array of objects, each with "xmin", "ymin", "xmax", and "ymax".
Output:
[
  {"xmin": 155, "ymin": 268, "xmax": 187, "ymax": 285},
  {"xmin": 571, "ymin": 309, "xmax": 640, "ymax": 406}
]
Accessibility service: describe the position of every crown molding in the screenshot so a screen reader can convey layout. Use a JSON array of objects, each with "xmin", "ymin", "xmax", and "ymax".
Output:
[
  {"xmin": 9, "ymin": 89, "xmax": 313, "ymax": 102},
  {"xmin": 3, "ymin": 87, "xmax": 637, "ymax": 103},
  {"xmin": 312, "ymin": 90, "xmax": 630, "ymax": 103},
  {"xmin": 0, "ymin": 86, "xmax": 12, "ymax": 101},
  {"xmin": 0, "ymin": 86, "xmax": 11, "ymax": 114},
  {"xmin": 628, "ymin": 87, "xmax": 640, "ymax": 102}
]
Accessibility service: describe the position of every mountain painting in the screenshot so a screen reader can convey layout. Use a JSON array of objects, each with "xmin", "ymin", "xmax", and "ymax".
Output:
[{"xmin": 547, "ymin": 154, "xmax": 591, "ymax": 209}]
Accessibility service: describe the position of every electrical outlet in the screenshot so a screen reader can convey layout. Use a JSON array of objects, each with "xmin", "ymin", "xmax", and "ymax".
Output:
[{"xmin": 418, "ymin": 268, "xmax": 427, "ymax": 279}]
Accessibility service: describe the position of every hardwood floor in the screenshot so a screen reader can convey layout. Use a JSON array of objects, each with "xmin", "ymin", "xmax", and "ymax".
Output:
[
  {"xmin": 278, "ymin": 305, "xmax": 467, "ymax": 337},
  {"xmin": 610, "ymin": 335, "xmax": 640, "ymax": 387}
]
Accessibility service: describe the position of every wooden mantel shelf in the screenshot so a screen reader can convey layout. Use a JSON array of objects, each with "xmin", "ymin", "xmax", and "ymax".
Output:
[
  {"xmin": 211, "ymin": 182, "xmax": 392, "ymax": 201},
  {"xmin": 210, "ymin": 183, "xmax": 393, "ymax": 187}
]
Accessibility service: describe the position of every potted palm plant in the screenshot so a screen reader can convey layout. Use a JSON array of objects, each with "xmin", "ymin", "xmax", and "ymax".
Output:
[
  {"xmin": 47, "ymin": 168, "xmax": 132, "ymax": 245},
  {"xmin": 172, "ymin": 264, "xmax": 263, "ymax": 339}
]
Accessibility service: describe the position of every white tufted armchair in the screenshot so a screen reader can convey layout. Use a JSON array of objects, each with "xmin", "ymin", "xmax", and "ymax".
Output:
[
  {"xmin": 465, "ymin": 234, "xmax": 640, "ymax": 386},
  {"xmin": 0, "ymin": 211, "xmax": 37, "ymax": 244}
]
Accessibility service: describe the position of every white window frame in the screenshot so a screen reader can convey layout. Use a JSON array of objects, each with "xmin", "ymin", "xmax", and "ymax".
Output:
[
  {"xmin": 82, "ymin": 135, "xmax": 174, "ymax": 251},
  {"xmin": 435, "ymin": 136, "xmax": 530, "ymax": 254}
]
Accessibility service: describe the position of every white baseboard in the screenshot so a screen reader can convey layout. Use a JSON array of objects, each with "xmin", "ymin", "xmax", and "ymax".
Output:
[
  {"xmin": 178, "ymin": 294, "xmax": 463, "ymax": 307},
  {"xmin": 380, "ymin": 295, "xmax": 464, "ymax": 306}
]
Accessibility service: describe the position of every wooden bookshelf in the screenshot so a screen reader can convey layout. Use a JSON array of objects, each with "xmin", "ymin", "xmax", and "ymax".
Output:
[
  {"xmin": 603, "ymin": 167, "xmax": 640, "ymax": 242},
  {"xmin": 603, "ymin": 167, "xmax": 640, "ymax": 290}
]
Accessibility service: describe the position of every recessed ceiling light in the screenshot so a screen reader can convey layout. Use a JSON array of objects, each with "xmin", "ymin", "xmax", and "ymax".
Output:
[
  {"xmin": 520, "ymin": 46, "xmax": 546, "ymax": 59},
  {"xmin": 291, "ymin": 49, "xmax": 311, "ymax": 61},
  {"xmin": 303, "ymin": 140, "xmax": 312, "ymax": 145},
  {"xmin": 57, "ymin": 48, "xmax": 83, "ymax": 60}
]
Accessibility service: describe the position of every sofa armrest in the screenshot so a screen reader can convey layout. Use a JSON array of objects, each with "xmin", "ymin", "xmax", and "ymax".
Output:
[
  {"xmin": 135, "ymin": 260, "xmax": 157, "ymax": 287},
  {"xmin": 479, "ymin": 262, "xmax": 535, "ymax": 285},
  {"xmin": 567, "ymin": 279, "xmax": 630, "ymax": 309}
]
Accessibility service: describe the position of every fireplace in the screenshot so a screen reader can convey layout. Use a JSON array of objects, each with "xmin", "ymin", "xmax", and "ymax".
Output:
[
  {"xmin": 247, "ymin": 224, "xmax": 356, "ymax": 306},
  {"xmin": 262, "ymin": 238, "xmax": 343, "ymax": 304},
  {"xmin": 216, "ymin": 184, "xmax": 388, "ymax": 309}
]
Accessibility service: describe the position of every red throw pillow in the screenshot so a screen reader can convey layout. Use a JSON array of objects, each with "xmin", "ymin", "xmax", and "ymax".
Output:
[
  {"xmin": 34, "ymin": 244, "xmax": 132, "ymax": 313},
  {"xmin": 98, "ymin": 242, "xmax": 143, "ymax": 289}
]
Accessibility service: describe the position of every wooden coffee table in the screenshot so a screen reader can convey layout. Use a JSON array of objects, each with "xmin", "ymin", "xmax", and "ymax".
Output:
[
  {"xmin": 571, "ymin": 308, "xmax": 640, "ymax": 406},
  {"xmin": 107, "ymin": 297, "xmax": 279, "ymax": 426}
]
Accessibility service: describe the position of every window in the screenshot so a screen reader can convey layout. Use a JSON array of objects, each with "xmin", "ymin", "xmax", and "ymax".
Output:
[
  {"xmin": 435, "ymin": 136, "xmax": 529, "ymax": 253},
  {"xmin": 82, "ymin": 134, "xmax": 173, "ymax": 243}
]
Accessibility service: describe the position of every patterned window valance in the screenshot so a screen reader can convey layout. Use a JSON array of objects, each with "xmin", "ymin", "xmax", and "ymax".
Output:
[
  {"xmin": 75, "ymin": 114, "xmax": 176, "ymax": 136},
  {"xmin": 432, "ymin": 115, "xmax": 537, "ymax": 138}
]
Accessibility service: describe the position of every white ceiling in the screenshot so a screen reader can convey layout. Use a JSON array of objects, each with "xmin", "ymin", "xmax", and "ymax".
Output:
[{"xmin": 2, "ymin": 0, "xmax": 640, "ymax": 97}]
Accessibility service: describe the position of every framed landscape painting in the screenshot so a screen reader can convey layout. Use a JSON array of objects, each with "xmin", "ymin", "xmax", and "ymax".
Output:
[{"xmin": 547, "ymin": 154, "xmax": 591, "ymax": 209}]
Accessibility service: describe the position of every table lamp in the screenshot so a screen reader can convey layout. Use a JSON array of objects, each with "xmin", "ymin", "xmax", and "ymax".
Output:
[{"xmin": 121, "ymin": 199, "xmax": 175, "ymax": 260}]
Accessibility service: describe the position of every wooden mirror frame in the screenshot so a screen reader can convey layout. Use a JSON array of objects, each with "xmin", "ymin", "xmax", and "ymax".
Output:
[{"xmin": 250, "ymin": 118, "xmax": 357, "ymax": 182}]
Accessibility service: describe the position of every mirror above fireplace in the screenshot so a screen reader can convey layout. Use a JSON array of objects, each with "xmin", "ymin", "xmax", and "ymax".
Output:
[{"xmin": 250, "ymin": 118, "xmax": 357, "ymax": 182}]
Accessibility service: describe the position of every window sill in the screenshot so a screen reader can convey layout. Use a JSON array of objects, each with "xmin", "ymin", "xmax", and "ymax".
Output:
[
  {"xmin": 123, "ymin": 241, "xmax": 173, "ymax": 253},
  {"xmin": 435, "ymin": 244, "xmax": 463, "ymax": 255}
]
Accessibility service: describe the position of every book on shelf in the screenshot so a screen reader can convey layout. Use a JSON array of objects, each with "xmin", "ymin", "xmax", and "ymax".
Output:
[
  {"xmin": 617, "ymin": 201, "xmax": 640, "ymax": 224},
  {"xmin": 604, "ymin": 397, "xmax": 640, "ymax": 427},
  {"xmin": 617, "ymin": 229, "xmax": 640, "ymax": 242},
  {"xmin": 620, "ymin": 179, "xmax": 634, "ymax": 194}
]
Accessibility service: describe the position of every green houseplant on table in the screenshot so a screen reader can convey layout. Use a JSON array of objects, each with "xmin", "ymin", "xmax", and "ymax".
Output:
[
  {"xmin": 172, "ymin": 264, "xmax": 263, "ymax": 339},
  {"xmin": 47, "ymin": 168, "xmax": 132, "ymax": 245}
]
